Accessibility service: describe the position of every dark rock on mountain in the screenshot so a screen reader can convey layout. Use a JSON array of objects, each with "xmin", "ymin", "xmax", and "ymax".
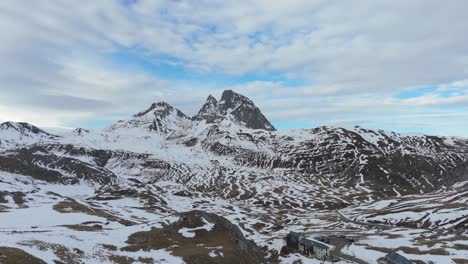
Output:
[
  {"xmin": 194, "ymin": 90, "xmax": 276, "ymax": 131},
  {"xmin": 219, "ymin": 90, "xmax": 276, "ymax": 131},
  {"xmin": 193, "ymin": 95, "xmax": 223, "ymax": 124},
  {"xmin": 74, "ymin": 128, "xmax": 90, "ymax": 136},
  {"xmin": 0, "ymin": 145, "xmax": 116, "ymax": 184}
]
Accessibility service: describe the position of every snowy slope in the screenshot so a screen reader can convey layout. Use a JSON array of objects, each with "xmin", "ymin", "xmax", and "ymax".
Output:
[
  {"xmin": 340, "ymin": 182, "xmax": 468, "ymax": 229},
  {"xmin": 1, "ymin": 91, "xmax": 468, "ymax": 199},
  {"xmin": 0, "ymin": 121, "xmax": 58, "ymax": 149}
]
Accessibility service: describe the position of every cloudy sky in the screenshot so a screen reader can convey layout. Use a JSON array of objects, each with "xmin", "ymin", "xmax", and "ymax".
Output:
[{"xmin": 1, "ymin": 1, "xmax": 468, "ymax": 136}]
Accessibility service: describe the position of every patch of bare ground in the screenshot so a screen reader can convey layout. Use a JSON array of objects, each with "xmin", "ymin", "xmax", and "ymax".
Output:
[
  {"xmin": 0, "ymin": 192, "xmax": 8, "ymax": 203},
  {"xmin": 52, "ymin": 199, "xmax": 135, "ymax": 226},
  {"xmin": 238, "ymin": 222, "xmax": 255, "ymax": 235},
  {"xmin": 438, "ymin": 202, "xmax": 468, "ymax": 209},
  {"xmin": 122, "ymin": 210, "xmax": 272, "ymax": 264},
  {"xmin": 340, "ymin": 193, "xmax": 370, "ymax": 204},
  {"xmin": 413, "ymin": 235, "xmax": 468, "ymax": 248},
  {"xmin": 10, "ymin": 192, "xmax": 27, "ymax": 206},
  {"xmin": 453, "ymin": 259, "xmax": 468, "ymax": 264},
  {"xmin": 0, "ymin": 191, "xmax": 27, "ymax": 207},
  {"xmin": 0, "ymin": 204, "xmax": 9, "ymax": 212},
  {"xmin": 61, "ymin": 223, "xmax": 103, "ymax": 232},
  {"xmin": 318, "ymin": 212, "xmax": 339, "ymax": 222},
  {"xmin": 0, "ymin": 247, "xmax": 46, "ymax": 264},
  {"xmin": 359, "ymin": 232, "xmax": 403, "ymax": 239},
  {"xmin": 453, "ymin": 243, "xmax": 468, "ymax": 250},
  {"xmin": 252, "ymin": 222, "xmax": 267, "ymax": 231},
  {"xmin": 100, "ymin": 244, "xmax": 118, "ymax": 251},
  {"xmin": 18, "ymin": 241, "xmax": 84, "ymax": 263},
  {"xmin": 364, "ymin": 245, "xmax": 450, "ymax": 255},
  {"xmin": 109, "ymin": 255, "xmax": 154, "ymax": 264}
]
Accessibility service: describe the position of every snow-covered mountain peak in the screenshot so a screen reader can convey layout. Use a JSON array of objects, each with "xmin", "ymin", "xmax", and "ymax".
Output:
[
  {"xmin": 107, "ymin": 101, "xmax": 190, "ymax": 134},
  {"xmin": 73, "ymin": 128, "xmax": 90, "ymax": 136},
  {"xmin": 0, "ymin": 121, "xmax": 57, "ymax": 148},
  {"xmin": 134, "ymin": 101, "xmax": 188, "ymax": 119},
  {"xmin": 1, "ymin": 121, "xmax": 49, "ymax": 135},
  {"xmin": 205, "ymin": 94, "xmax": 217, "ymax": 104}
]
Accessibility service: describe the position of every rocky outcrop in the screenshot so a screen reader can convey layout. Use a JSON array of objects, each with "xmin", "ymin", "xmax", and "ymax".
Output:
[
  {"xmin": 124, "ymin": 210, "xmax": 269, "ymax": 264},
  {"xmin": 193, "ymin": 90, "xmax": 276, "ymax": 131},
  {"xmin": 218, "ymin": 90, "xmax": 275, "ymax": 131},
  {"xmin": 193, "ymin": 95, "xmax": 224, "ymax": 124}
]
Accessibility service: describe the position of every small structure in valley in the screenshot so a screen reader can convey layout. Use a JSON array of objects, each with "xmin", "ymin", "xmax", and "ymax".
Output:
[
  {"xmin": 285, "ymin": 231, "xmax": 335, "ymax": 261},
  {"xmin": 286, "ymin": 231, "xmax": 303, "ymax": 248},
  {"xmin": 377, "ymin": 252, "xmax": 412, "ymax": 264}
]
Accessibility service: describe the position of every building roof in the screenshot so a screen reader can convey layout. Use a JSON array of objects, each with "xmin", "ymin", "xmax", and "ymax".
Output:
[
  {"xmin": 286, "ymin": 231, "xmax": 303, "ymax": 244},
  {"xmin": 288, "ymin": 231, "xmax": 335, "ymax": 251},
  {"xmin": 287, "ymin": 231, "xmax": 302, "ymax": 239},
  {"xmin": 385, "ymin": 252, "xmax": 412, "ymax": 264},
  {"xmin": 302, "ymin": 238, "xmax": 335, "ymax": 250}
]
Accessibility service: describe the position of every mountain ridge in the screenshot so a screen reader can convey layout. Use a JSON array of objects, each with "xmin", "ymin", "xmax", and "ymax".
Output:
[{"xmin": 1, "ymin": 90, "xmax": 467, "ymax": 196}]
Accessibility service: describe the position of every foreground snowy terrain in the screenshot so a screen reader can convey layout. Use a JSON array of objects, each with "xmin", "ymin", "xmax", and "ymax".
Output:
[{"xmin": 0, "ymin": 90, "xmax": 467, "ymax": 263}]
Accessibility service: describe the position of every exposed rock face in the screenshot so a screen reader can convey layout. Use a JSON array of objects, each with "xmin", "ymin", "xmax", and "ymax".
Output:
[
  {"xmin": 219, "ymin": 90, "xmax": 276, "ymax": 131},
  {"xmin": 0, "ymin": 145, "xmax": 116, "ymax": 185},
  {"xmin": 194, "ymin": 90, "xmax": 276, "ymax": 131},
  {"xmin": 193, "ymin": 95, "xmax": 223, "ymax": 124}
]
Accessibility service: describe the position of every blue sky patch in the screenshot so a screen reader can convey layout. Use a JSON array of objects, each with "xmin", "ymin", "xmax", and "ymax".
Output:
[
  {"xmin": 396, "ymin": 86, "xmax": 438, "ymax": 99},
  {"xmin": 107, "ymin": 47, "xmax": 304, "ymax": 87}
]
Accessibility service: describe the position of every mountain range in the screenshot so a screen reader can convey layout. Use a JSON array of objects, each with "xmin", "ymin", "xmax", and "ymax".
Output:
[{"xmin": 0, "ymin": 90, "xmax": 467, "ymax": 263}]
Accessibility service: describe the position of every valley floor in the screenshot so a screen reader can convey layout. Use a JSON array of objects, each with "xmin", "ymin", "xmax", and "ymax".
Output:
[{"xmin": 0, "ymin": 172, "xmax": 467, "ymax": 264}]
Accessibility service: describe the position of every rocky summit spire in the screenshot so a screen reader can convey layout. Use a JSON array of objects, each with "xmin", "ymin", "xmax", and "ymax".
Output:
[
  {"xmin": 195, "ymin": 95, "xmax": 219, "ymax": 117},
  {"xmin": 192, "ymin": 95, "xmax": 224, "ymax": 123},
  {"xmin": 194, "ymin": 90, "xmax": 276, "ymax": 131}
]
